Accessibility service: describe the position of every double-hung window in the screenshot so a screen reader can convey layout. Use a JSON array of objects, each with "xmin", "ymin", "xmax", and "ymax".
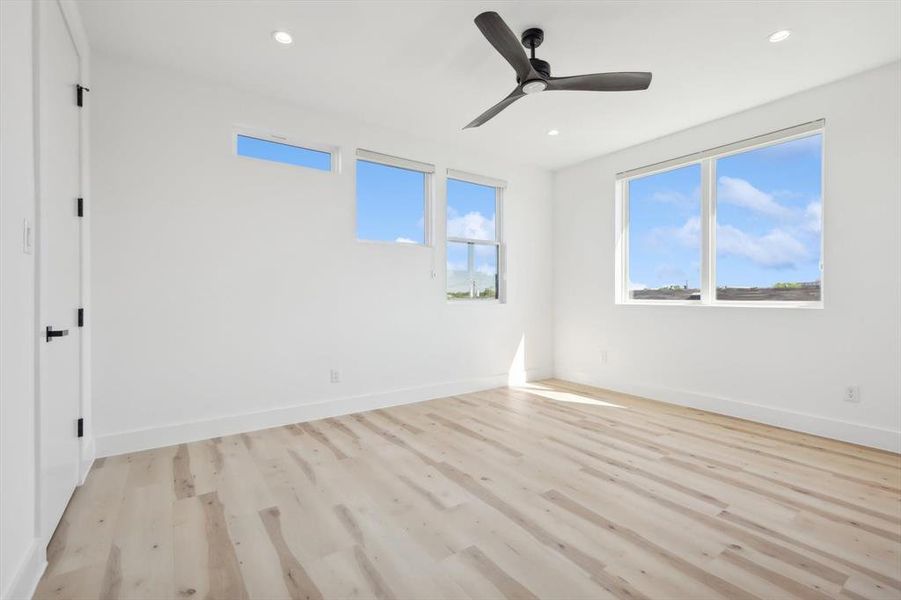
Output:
[
  {"xmin": 617, "ymin": 120, "xmax": 824, "ymax": 307},
  {"xmin": 446, "ymin": 170, "xmax": 505, "ymax": 301},
  {"xmin": 355, "ymin": 149, "xmax": 433, "ymax": 245}
]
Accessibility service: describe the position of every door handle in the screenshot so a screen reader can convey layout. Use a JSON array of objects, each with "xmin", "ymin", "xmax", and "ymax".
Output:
[{"xmin": 45, "ymin": 326, "xmax": 69, "ymax": 342}]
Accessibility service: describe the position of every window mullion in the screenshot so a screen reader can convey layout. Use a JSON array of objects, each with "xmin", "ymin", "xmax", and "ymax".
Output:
[
  {"xmin": 700, "ymin": 158, "xmax": 715, "ymax": 304},
  {"xmin": 467, "ymin": 243, "xmax": 475, "ymax": 299}
]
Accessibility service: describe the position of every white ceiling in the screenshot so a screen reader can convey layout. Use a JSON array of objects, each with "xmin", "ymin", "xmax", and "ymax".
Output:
[{"xmin": 77, "ymin": 1, "xmax": 900, "ymax": 170}]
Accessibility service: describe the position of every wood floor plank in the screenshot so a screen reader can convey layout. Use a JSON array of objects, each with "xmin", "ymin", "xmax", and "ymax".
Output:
[
  {"xmin": 36, "ymin": 380, "xmax": 901, "ymax": 599},
  {"xmin": 259, "ymin": 506, "xmax": 324, "ymax": 600}
]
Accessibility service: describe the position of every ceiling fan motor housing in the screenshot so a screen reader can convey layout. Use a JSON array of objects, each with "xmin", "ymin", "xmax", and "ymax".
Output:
[
  {"xmin": 520, "ymin": 28, "xmax": 550, "ymax": 79},
  {"xmin": 529, "ymin": 58, "xmax": 551, "ymax": 79}
]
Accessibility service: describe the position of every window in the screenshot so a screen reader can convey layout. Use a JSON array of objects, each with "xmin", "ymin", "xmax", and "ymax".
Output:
[
  {"xmin": 715, "ymin": 135, "xmax": 823, "ymax": 301},
  {"xmin": 235, "ymin": 131, "xmax": 335, "ymax": 172},
  {"xmin": 617, "ymin": 121, "xmax": 824, "ymax": 307},
  {"xmin": 626, "ymin": 163, "xmax": 701, "ymax": 301},
  {"xmin": 355, "ymin": 149, "xmax": 433, "ymax": 245},
  {"xmin": 446, "ymin": 171, "xmax": 505, "ymax": 301}
]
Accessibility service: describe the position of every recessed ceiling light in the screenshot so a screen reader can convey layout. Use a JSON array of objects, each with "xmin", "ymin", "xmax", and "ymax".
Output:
[
  {"xmin": 768, "ymin": 30, "xmax": 791, "ymax": 43},
  {"xmin": 547, "ymin": 129, "xmax": 560, "ymax": 136},
  {"xmin": 272, "ymin": 31, "xmax": 293, "ymax": 45}
]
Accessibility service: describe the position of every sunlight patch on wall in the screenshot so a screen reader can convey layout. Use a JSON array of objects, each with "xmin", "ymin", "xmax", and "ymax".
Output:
[{"xmin": 508, "ymin": 334, "xmax": 527, "ymax": 385}]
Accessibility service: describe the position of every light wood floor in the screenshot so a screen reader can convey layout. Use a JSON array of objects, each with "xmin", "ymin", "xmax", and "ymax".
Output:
[{"xmin": 35, "ymin": 380, "xmax": 901, "ymax": 600}]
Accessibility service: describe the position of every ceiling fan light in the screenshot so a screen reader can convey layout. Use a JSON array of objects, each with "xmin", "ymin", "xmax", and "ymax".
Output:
[
  {"xmin": 768, "ymin": 30, "xmax": 791, "ymax": 43},
  {"xmin": 522, "ymin": 80, "xmax": 548, "ymax": 94}
]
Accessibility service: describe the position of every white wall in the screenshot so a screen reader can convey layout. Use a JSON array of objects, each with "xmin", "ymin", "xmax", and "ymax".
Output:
[
  {"xmin": 553, "ymin": 62, "xmax": 901, "ymax": 451},
  {"xmin": 0, "ymin": 1, "xmax": 42, "ymax": 597},
  {"xmin": 90, "ymin": 54, "xmax": 554, "ymax": 456}
]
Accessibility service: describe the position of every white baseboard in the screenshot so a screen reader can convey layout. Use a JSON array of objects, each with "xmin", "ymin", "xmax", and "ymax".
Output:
[
  {"xmin": 79, "ymin": 437, "xmax": 95, "ymax": 484},
  {"xmin": 554, "ymin": 368, "xmax": 901, "ymax": 453},
  {"xmin": 95, "ymin": 368, "xmax": 553, "ymax": 457},
  {"xmin": 2, "ymin": 539, "xmax": 46, "ymax": 600}
]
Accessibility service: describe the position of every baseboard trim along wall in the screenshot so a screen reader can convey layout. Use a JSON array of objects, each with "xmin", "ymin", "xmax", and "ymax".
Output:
[
  {"xmin": 79, "ymin": 437, "xmax": 95, "ymax": 485},
  {"xmin": 2, "ymin": 539, "xmax": 47, "ymax": 600},
  {"xmin": 555, "ymin": 368, "xmax": 901, "ymax": 453},
  {"xmin": 95, "ymin": 368, "xmax": 553, "ymax": 457}
]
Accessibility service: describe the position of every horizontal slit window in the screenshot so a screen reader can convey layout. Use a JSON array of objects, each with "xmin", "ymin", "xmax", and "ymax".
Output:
[{"xmin": 236, "ymin": 134, "xmax": 333, "ymax": 172}]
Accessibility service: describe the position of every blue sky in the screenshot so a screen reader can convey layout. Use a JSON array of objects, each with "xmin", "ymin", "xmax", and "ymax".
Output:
[
  {"xmin": 628, "ymin": 134, "xmax": 822, "ymax": 290},
  {"xmin": 237, "ymin": 135, "xmax": 331, "ymax": 171},
  {"xmin": 356, "ymin": 160, "xmax": 425, "ymax": 243},
  {"xmin": 446, "ymin": 178, "xmax": 498, "ymax": 291},
  {"xmin": 447, "ymin": 178, "xmax": 496, "ymax": 241},
  {"xmin": 238, "ymin": 137, "xmax": 500, "ymax": 262}
]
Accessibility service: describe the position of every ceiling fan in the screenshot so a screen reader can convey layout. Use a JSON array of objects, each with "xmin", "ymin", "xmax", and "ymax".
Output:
[{"xmin": 465, "ymin": 11, "xmax": 652, "ymax": 128}]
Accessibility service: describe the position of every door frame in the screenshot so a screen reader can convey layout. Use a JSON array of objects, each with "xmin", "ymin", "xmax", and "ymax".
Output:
[{"xmin": 33, "ymin": 0, "xmax": 92, "ymax": 546}]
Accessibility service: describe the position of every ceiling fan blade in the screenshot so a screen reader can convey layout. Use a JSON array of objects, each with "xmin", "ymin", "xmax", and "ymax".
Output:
[
  {"xmin": 464, "ymin": 88, "xmax": 525, "ymax": 129},
  {"xmin": 474, "ymin": 12, "xmax": 535, "ymax": 83},
  {"xmin": 547, "ymin": 72, "xmax": 652, "ymax": 92}
]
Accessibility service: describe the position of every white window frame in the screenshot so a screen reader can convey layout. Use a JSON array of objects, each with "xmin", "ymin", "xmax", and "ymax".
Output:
[
  {"xmin": 446, "ymin": 169, "xmax": 506, "ymax": 303},
  {"xmin": 234, "ymin": 126, "xmax": 340, "ymax": 173},
  {"xmin": 616, "ymin": 120, "xmax": 825, "ymax": 309},
  {"xmin": 354, "ymin": 148, "xmax": 434, "ymax": 247}
]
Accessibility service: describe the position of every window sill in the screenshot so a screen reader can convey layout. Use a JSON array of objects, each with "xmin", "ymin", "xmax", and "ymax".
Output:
[
  {"xmin": 355, "ymin": 239, "xmax": 431, "ymax": 248},
  {"xmin": 447, "ymin": 299, "xmax": 504, "ymax": 306},
  {"xmin": 617, "ymin": 299, "xmax": 823, "ymax": 309}
]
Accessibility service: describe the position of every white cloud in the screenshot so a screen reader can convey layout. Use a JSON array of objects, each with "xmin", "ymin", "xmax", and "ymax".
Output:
[
  {"xmin": 718, "ymin": 176, "xmax": 791, "ymax": 218},
  {"xmin": 650, "ymin": 214, "xmax": 812, "ymax": 270},
  {"xmin": 628, "ymin": 280, "xmax": 647, "ymax": 291},
  {"xmin": 647, "ymin": 215, "xmax": 700, "ymax": 249},
  {"xmin": 395, "ymin": 237, "xmax": 417, "ymax": 244},
  {"xmin": 675, "ymin": 216, "xmax": 701, "ymax": 246},
  {"xmin": 801, "ymin": 201, "xmax": 821, "ymax": 234},
  {"xmin": 651, "ymin": 187, "xmax": 700, "ymax": 207},
  {"xmin": 716, "ymin": 224, "xmax": 809, "ymax": 268},
  {"xmin": 655, "ymin": 264, "xmax": 687, "ymax": 283},
  {"xmin": 447, "ymin": 209, "xmax": 495, "ymax": 240}
]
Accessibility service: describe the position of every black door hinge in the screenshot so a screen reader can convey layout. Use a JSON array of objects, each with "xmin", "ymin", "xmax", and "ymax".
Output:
[
  {"xmin": 77, "ymin": 197, "xmax": 84, "ymax": 217},
  {"xmin": 76, "ymin": 84, "xmax": 89, "ymax": 107},
  {"xmin": 77, "ymin": 418, "xmax": 84, "ymax": 438},
  {"xmin": 77, "ymin": 308, "xmax": 84, "ymax": 327}
]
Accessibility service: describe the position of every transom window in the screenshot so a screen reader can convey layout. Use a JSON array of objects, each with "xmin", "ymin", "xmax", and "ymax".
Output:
[
  {"xmin": 446, "ymin": 171, "xmax": 505, "ymax": 301},
  {"xmin": 235, "ymin": 130, "xmax": 336, "ymax": 172},
  {"xmin": 617, "ymin": 121, "xmax": 824, "ymax": 307}
]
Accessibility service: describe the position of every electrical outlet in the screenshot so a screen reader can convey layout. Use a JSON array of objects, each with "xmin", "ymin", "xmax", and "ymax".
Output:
[
  {"xmin": 844, "ymin": 385, "xmax": 860, "ymax": 404},
  {"xmin": 600, "ymin": 351, "xmax": 608, "ymax": 365},
  {"xmin": 330, "ymin": 369, "xmax": 340, "ymax": 384}
]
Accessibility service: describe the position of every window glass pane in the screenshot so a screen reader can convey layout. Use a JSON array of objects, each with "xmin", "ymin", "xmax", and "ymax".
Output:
[
  {"xmin": 447, "ymin": 242, "xmax": 471, "ymax": 299},
  {"xmin": 473, "ymin": 244, "xmax": 499, "ymax": 299},
  {"xmin": 447, "ymin": 178, "xmax": 496, "ymax": 241},
  {"xmin": 628, "ymin": 164, "xmax": 702, "ymax": 300},
  {"xmin": 447, "ymin": 242, "xmax": 498, "ymax": 300},
  {"xmin": 237, "ymin": 135, "xmax": 331, "ymax": 171},
  {"xmin": 715, "ymin": 134, "xmax": 822, "ymax": 301},
  {"xmin": 356, "ymin": 160, "xmax": 425, "ymax": 244}
]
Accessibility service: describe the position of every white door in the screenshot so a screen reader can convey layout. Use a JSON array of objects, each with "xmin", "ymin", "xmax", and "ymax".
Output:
[{"xmin": 38, "ymin": 0, "xmax": 83, "ymax": 537}]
